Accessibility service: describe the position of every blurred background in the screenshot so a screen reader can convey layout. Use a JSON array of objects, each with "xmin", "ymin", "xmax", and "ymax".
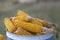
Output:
[{"xmin": 0, "ymin": 0, "xmax": 60, "ymax": 40}]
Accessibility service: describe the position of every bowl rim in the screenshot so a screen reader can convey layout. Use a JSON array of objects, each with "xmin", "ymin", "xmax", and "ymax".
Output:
[{"xmin": 6, "ymin": 31, "xmax": 53, "ymax": 40}]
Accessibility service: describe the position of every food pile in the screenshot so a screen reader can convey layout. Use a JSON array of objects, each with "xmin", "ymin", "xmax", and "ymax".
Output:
[{"xmin": 4, "ymin": 10, "xmax": 57, "ymax": 36}]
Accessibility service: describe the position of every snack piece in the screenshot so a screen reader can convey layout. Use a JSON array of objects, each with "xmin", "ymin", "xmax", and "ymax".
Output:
[
  {"xmin": 0, "ymin": 34, "xmax": 4, "ymax": 40},
  {"xmin": 14, "ymin": 27, "xmax": 32, "ymax": 36},
  {"xmin": 4, "ymin": 18, "xmax": 16, "ymax": 32},
  {"xmin": 17, "ymin": 10, "xmax": 32, "ymax": 21}
]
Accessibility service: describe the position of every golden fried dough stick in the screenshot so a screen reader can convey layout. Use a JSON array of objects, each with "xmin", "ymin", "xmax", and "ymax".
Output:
[
  {"xmin": 0, "ymin": 34, "xmax": 4, "ymax": 40},
  {"xmin": 17, "ymin": 10, "xmax": 32, "ymax": 21},
  {"xmin": 33, "ymin": 18, "xmax": 48, "ymax": 27},
  {"xmin": 14, "ymin": 27, "xmax": 32, "ymax": 36},
  {"xmin": 13, "ymin": 19, "xmax": 43, "ymax": 34},
  {"xmin": 4, "ymin": 18, "xmax": 17, "ymax": 32}
]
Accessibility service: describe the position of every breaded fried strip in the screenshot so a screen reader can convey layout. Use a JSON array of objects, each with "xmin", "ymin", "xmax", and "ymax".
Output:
[
  {"xmin": 14, "ymin": 27, "xmax": 32, "ymax": 36},
  {"xmin": 4, "ymin": 18, "xmax": 16, "ymax": 32}
]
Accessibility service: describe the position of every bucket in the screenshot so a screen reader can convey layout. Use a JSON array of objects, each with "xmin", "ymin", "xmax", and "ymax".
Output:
[{"xmin": 6, "ymin": 31, "xmax": 54, "ymax": 40}]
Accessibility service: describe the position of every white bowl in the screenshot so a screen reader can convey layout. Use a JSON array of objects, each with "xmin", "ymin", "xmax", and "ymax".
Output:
[{"xmin": 6, "ymin": 31, "xmax": 53, "ymax": 40}]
